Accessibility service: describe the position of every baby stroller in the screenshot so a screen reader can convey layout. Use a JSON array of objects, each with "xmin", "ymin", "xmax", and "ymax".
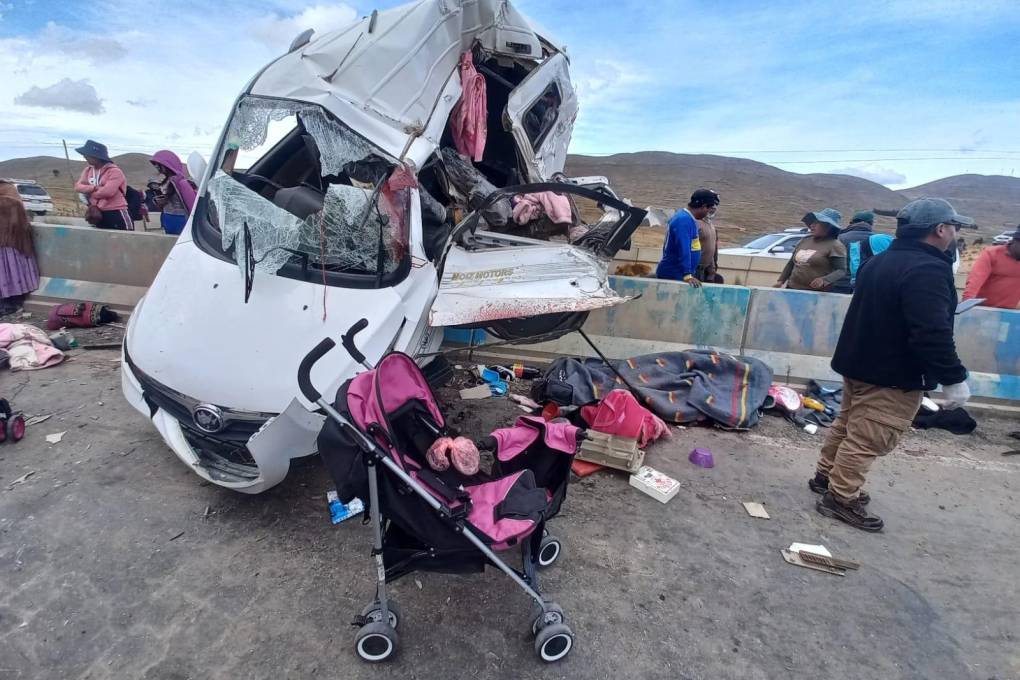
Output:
[{"xmin": 298, "ymin": 319, "xmax": 581, "ymax": 663}]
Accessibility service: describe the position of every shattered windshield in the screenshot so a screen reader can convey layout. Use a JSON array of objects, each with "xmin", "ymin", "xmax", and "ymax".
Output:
[{"xmin": 199, "ymin": 96, "xmax": 411, "ymax": 280}]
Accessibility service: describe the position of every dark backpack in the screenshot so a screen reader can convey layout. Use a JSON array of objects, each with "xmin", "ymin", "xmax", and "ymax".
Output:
[{"xmin": 125, "ymin": 185, "xmax": 144, "ymax": 221}]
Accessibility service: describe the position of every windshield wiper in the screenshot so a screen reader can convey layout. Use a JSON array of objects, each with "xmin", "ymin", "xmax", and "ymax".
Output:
[{"xmin": 242, "ymin": 222, "xmax": 310, "ymax": 302}]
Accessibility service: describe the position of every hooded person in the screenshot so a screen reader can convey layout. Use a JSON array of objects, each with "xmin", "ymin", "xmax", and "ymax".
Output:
[
  {"xmin": 775, "ymin": 208, "xmax": 847, "ymax": 291},
  {"xmin": 831, "ymin": 210, "xmax": 881, "ymax": 294},
  {"xmin": 0, "ymin": 191, "xmax": 39, "ymax": 314},
  {"xmin": 74, "ymin": 140, "xmax": 132, "ymax": 230},
  {"xmin": 150, "ymin": 149, "xmax": 197, "ymax": 235}
]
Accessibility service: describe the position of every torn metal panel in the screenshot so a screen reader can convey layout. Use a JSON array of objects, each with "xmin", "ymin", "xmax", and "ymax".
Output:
[
  {"xmin": 430, "ymin": 239, "xmax": 631, "ymax": 326},
  {"xmin": 251, "ymin": 0, "xmax": 561, "ymax": 161},
  {"xmin": 505, "ymin": 52, "xmax": 578, "ymax": 181}
]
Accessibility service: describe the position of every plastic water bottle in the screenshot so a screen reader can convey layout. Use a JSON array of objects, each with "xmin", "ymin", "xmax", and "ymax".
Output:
[{"xmin": 327, "ymin": 491, "xmax": 365, "ymax": 524}]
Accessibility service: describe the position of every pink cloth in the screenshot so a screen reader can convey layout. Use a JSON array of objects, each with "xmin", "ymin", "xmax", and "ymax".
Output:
[
  {"xmin": 512, "ymin": 192, "xmax": 573, "ymax": 226},
  {"xmin": 492, "ymin": 416, "xmax": 579, "ymax": 462},
  {"xmin": 0, "ymin": 323, "xmax": 63, "ymax": 371},
  {"xmin": 75, "ymin": 163, "xmax": 128, "ymax": 211},
  {"xmin": 464, "ymin": 471, "xmax": 535, "ymax": 549},
  {"xmin": 425, "ymin": 436, "xmax": 480, "ymax": 475},
  {"xmin": 580, "ymin": 389, "xmax": 670, "ymax": 448},
  {"xmin": 450, "ymin": 51, "xmax": 487, "ymax": 162}
]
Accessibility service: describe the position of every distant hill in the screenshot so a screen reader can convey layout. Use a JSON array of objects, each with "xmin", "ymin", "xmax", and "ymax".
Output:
[
  {"xmin": 566, "ymin": 152, "xmax": 1017, "ymax": 243},
  {"xmin": 0, "ymin": 153, "xmax": 156, "ymax": 188},
  {"xmin": 899, "ymin": 174, "xmax": 1020, "ymax": 234},
  {"xmin": 3, "ymin": 151, "xmax": 1016, "ymax": 236}
]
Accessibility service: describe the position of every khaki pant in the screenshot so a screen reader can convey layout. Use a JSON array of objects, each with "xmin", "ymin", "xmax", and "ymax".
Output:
[{"xmin": 816, "ymin": 378, "xmax": 922, "ymax": 501}]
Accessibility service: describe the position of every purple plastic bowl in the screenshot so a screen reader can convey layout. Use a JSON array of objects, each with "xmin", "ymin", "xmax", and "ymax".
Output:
[{"xmin": 688, "ymin": 447, "xmax": 715, "ymax": 468}]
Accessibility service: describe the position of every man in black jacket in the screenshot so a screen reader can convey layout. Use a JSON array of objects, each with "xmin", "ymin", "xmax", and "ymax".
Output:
[
  {"xmin": 809, "ymin": 198, "xmax": 972, "ymax": 531},
  {"xmin": 829, "ymin": 210, "xmax": 876, "ymax": 293}
]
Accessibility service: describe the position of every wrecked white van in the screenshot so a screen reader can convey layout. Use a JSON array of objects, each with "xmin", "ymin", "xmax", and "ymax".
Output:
[{"xmin": 122, "ymin": 0, "xmax": 644, "ymax": 493}]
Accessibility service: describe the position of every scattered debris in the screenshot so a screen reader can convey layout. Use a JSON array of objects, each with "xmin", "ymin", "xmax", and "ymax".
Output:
[
  {"xmin": 415, "ymin": 578, "xmax": 423, "ymax": 590},
  {"xmin": 203, "ymin": 505, "xmax": 211, "ymax": 518},
  {"xmin": 629, "ymin": 466, "xmax": 680, "ymax": 503},
  {"xmin": 169, "ymin": 531, "xmax": 185, "ymax": 542},
  {"xmin": 45, "ymin": 431, "xmax": 66, "ymax": 444},
  {"xmin": 781, "ymin": 549, "xmax": 844, "ymax": 576},
  {"xmin": 742, "ymin": 502, "xmax": 770, "ymax": 519},
  {"xmin": 82, "ymin": 343, "xmax": 122, "ymax": 351},
  {"xmin": 782, "ymin": 543, "xmax": 859, "ymax": 577},
  {"xmin": 327, "ymin": 490, "xmax": 364, "ymax": 524},
  {"xmin": 6, "ymin": 470, "xmax": 35, "ymax": 488},
  {"xmin": 688, "ymin": 447, "xmax": 714, "ymax": 468},
  {"xmin": 577, "ymin": 431, "xmax": 645, "ymax": 473},
  {"xmin": 459, "ymin": 385, "xmax": 493, "ymax": 400},
  {"xmin": 570, "ymin": 459, "xmax": 604, "ymax": 477},
  {"xmin": 1001, "ymin": 450, "xmax": 1020, "ymax": 457},
  {"xmin": 24, "ymin": 414, "xmax": 52, "ymax": 426},
  {"xmin": 508, "ymin": 393, "xmax": 541, "ymax": 410}
]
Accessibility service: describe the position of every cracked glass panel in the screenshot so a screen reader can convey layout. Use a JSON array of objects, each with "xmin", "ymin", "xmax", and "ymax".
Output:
[{"xmin": 202, "ymin": 96, "xmax": 409, "ymax": 279}]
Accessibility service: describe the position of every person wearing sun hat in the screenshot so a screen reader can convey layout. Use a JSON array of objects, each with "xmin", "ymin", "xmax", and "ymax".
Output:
[
  {"xmin": 774, "ymin": 207, "xmax": 847, "ymax": 291},
  {"xmin": 73, "ymin": 139, "xmax": 131, "ymax": 230},
  {"xmin": 810, "ymin": 197, "xmax": 972, "ymax": 532}
]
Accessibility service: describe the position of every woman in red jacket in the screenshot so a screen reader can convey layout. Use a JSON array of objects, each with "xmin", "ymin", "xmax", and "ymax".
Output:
[{"xmin": 74, "ymin": 139, "xmax": 132, "ymax": 231}]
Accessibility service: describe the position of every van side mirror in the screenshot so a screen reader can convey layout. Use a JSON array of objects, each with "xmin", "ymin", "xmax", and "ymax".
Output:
[{"xmin": 187, "ymin": 151, "xmax": 208, "ymax": 183}]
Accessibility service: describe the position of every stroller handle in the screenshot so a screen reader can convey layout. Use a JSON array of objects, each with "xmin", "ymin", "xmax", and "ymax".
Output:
[
  {"xmin": 298, "ymin": 337, "xmax": 336, "ymax": 402},
  {"xmin": 342, "ymin": 318, "xmax": 370, "ymax": 368}
]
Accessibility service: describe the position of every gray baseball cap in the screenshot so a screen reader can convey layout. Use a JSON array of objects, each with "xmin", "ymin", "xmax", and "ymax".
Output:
[{"xmin": 896, "ymin": 198, "xmax": 974, "ymax": 236}]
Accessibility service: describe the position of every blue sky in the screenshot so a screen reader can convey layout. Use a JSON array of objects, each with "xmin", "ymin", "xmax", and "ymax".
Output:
[{"xmin": 1, "ymin": 0, "xmax": 1018, "ymax": 188}]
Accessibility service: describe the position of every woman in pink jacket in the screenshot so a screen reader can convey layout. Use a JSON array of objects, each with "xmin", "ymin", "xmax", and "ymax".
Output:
[{"xmin": 74, "ymin": 139, "xmax": 132, "ymax": 231}]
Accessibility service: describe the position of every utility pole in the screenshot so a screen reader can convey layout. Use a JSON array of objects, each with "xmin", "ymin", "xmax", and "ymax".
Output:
[{"xmin": 62, "ymin": 139, "xmax": 81, "ymax": 216}]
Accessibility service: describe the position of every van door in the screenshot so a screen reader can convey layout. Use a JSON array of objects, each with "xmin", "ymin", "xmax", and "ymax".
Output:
[
  {"xmin": 429, "ymin": 183, "xmax": 646, "ymax": 340},
  {"xmin": 504, "ymin": 52, "xmax": 578, "ymax": 181}
]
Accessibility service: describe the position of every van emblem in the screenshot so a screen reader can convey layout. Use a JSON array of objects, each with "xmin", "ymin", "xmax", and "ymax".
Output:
[{"xmin": 193, "ymin": 404, "xmax": 225, "ymax": 433}]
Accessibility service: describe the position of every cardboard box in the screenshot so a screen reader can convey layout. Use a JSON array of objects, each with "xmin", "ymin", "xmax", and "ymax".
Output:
[{"xmin": 629, "ymin": 466, "xmax": 680, "ymax": 503}]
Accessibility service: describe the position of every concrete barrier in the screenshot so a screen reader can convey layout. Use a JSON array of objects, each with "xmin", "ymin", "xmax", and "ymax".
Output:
[
  {"xmin": 447, "ymin": 276, "xmax": 1020, "ymax": 405},
  {"xmin": 614, "ymin": 248, "xmax": 970, "ymax": 292},
  {"xmin": 27, "ymin": 223, "xmax": 176, "ymax": 312}
]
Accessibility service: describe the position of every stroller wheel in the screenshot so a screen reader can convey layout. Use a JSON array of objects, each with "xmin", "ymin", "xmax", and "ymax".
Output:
[
  {"xmin": 360, "ymin": 599, "xmax": 401, "ymax": 630},
  {"xmin": 535, "ymin": 622, "xmax": 573, "ymax": 662},
  {"xmin": 355, "ymin": 622, "xmax": 398, "ymax": 662},
  {"xmin": 530, "ymin": 601, "xmax": 564, "ymax": 636},
  {"xmin": 537, "ymin": 535, "xmax": 562, "ymax": 568},
  {"xmin": 7, "ymin": 415, "xmax": 26, "ymax": 442}
]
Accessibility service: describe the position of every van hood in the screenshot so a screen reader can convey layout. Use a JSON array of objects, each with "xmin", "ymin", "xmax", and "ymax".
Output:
[{"xmin": 125, "ymin": 237, "xmax": 433, "ymax": 413}]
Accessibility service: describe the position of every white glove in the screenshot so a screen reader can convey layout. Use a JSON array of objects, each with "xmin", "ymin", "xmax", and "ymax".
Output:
[{"xmin": 940, "ymin": 381, "xmax": 971, "ymax": 410}]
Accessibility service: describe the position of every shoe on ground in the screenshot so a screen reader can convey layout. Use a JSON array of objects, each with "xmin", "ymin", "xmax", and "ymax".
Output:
[
  {"xmin": 816, "ymin": 491, "xmax": 883, "ymax": 532},
  {"xmin": 808, "ymin": 473, "xmax": 870, "ymax": 505}
]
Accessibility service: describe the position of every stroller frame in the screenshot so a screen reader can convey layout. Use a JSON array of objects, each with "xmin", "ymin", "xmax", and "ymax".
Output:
[{"xmin": 298, "ymin": 320, "xmax": 574, "ymax": 663}]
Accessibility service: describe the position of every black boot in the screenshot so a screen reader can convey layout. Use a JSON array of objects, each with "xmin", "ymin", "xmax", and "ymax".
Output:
[
  {"xmin": 809, "ymin": 473, "xmax": 870, "ymax": 505},
  {"xmin": 816, "ymin": 491, "xmax": 883, "ymax": 532}
]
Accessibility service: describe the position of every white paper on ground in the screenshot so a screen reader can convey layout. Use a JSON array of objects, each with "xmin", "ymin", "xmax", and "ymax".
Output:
[{"xmin": 789, "ymin": 542, "xmax": 831, "ymax": 557}]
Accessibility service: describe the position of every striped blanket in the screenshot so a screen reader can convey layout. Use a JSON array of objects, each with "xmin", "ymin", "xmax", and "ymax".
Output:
[{"xmin": 537, "ymin": 351, "xmax": 773, "ymax": 430}]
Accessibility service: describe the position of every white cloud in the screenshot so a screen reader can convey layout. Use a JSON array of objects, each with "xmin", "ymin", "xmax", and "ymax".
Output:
[
  {"xmin": 125, "ymin": 98, "xmax": 154, "ymax": 107},
  {"xmin": 39, "ymin": 23, "xmax": 128, "ymax": 64},
  {"xmin": 831, "ymin": 165, "xmax": 908, "ymax": 187},
  {"xmin": 14, "ymin": 78, "xmax": 105, "ymax": 114},
  {"xmin": 251, "ymin": 3, "xmax": 358, "ymax": 50}
]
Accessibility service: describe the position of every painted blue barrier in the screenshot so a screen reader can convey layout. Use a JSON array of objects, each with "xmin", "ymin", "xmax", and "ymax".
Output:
[{"xmin": 443, "ymin": 277, "xmax": 1020, "ymax": 404}]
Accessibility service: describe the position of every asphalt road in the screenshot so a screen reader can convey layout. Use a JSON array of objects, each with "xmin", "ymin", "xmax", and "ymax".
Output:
[{"xmin": 1, "ymin": 352, "xmax": 1018, "ymax": 679}]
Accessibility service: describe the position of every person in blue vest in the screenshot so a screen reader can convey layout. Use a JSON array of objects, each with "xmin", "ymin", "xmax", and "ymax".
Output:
[
  {"xmin": 830, "ymin": 210, "xmax": 892, "ymax": 293},
  {"xmin": 656, "ymin": 189, "xmax": 720, "ymax": 287}
]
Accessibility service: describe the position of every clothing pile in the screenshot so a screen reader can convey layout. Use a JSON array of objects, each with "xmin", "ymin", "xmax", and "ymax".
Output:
[
  {"xmin": 533, "ymin": 351, "xmax": 773, "ymax": 430},
  {"xmin": 0, "ymin": 323, "xmax": 63, "ymax": 371}
]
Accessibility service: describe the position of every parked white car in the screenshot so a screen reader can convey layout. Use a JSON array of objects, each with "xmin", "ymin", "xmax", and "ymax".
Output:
[
  {"xmin": 719, "ymin": 227, "xmax": 809, "ymax": 258},
  {"xmin": 122, "ymin": 0, "xmax": 644, "ymax": 494},
  {"xmin": 992, "ymin": 231, "xmax": 1015, "ymax": 245},
  {"xmin": 6, "ymin": 179, "xmax": 54, "ymax": 216}
]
